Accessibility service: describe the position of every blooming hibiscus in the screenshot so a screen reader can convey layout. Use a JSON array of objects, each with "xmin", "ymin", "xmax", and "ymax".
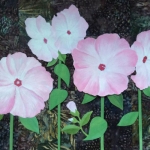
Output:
[
  {"xmin": 52, "ymin": 5, "xmax": 89, "ymax": 54},
  {"xmin": 72, "ymin": 34, "xmax": 137, "ymax": 96},
  {"xmin": 0, "ymin": 52, "xmax": 53, "ymax": 118},
  {"xmin": 131, "ymin": 30, "xmax": 150, "ymax": 90},
  {"xmin": 25, "ymin": 15, "xmax": 58, "ymax": 62}
]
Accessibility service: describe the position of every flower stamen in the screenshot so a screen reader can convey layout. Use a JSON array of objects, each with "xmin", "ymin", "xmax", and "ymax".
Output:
[
  {"xmin": 143, "ymin": 56, "xmax": 147, "ymax": 63},
  {"xmin": 98, "ymin": 64, "xmax": 106, "ymax": 71},
  {"xmin": 67, "ymin": 30, "xmax": 71, "ymax": 35},
  {"xmin": 14, "ymin": 78, "xmax": 22, "ymax": 87},
  {"xmin": 44, "ymin": 38, "xmax": 47, "ymax": 44}
]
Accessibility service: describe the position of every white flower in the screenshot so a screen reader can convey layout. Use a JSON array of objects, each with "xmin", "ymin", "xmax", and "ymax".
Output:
[
  {"xmin": 66, "ymin": 101, "xmax": 77, "ymax": 113},
  {"xmin": 25, "ymin": 15, "xmax": 58, "ymax": 62},
  {"xmin": 52, "ymin": 5, "xmax": 89, "ymax": 54},
  {"xmin": 68, "ymin": 118, "xmax": 73, "ymax": 122}
]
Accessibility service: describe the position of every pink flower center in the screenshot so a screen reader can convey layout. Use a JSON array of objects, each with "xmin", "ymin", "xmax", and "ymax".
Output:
[
  {"xmin": 67, "ymin": 30, "xmax": 71, "ymax": 35},
  {"xmin": 143, "ymin": 56, "xmax": 147, "ymax": 63},
  {"xmin": 98, "ymin": 64, "xmax": 106, "ymax": 71},
  {"xmin": 14, "ymin": 78, "xmax": 22, "ymax": 87},
  {"xmin": 44, "ymin": 38, "xmax": 47, "ymax": 44}
]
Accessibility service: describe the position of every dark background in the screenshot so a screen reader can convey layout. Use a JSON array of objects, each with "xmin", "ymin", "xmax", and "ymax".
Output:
[{"xmin": 0, "ymin": 0, "xmax": 150, "ymax": 149}]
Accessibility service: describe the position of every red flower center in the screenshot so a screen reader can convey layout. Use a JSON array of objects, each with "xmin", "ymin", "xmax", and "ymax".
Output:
[
  {"xmin": 44, "ymin": 38, "xmax": 47, "ymax": 44},
  {"xmin": 98, "ymin": 64, "xmax": 106, "ymax": 71},
  {"xmin": 14, "ymin": 78, "xmax": 22, "ymax": 87},
  {"xmin": 67, "ymin": 30, "xmax": 71, "ymax": 35},
  {"xmin": 143, "ymin": 56, "xmax": 147, "ymax": 63}
]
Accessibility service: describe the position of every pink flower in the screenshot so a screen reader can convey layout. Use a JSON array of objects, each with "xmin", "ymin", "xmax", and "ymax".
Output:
[
  {"xmin": 25, "ymin": 15, "xmax": 58, "ymax": 62},
  {"xmin": 52, "ymin": 5, "xmax": 89, "ymax": 54},
  {"xmin": 66, "ymin": 101, "xmax": 77, "ymax": 113},
  {"xmin": 72, "ymin": 34, "xmax": 137, "ymax": 96},
  {"xmin": 131, "ymin": 30, "xmax": 150, "ymax": 90},
  {"xmin": 0, "ymin": 52, "xmax": 53, "ymax": 118}
]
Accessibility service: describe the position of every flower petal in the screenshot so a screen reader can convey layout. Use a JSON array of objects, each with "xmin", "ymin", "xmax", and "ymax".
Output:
[
  {"xmin": 25, "ymin": 18, "xmax": 41, "ymax": 39},
  {"xmin": 136, "ymin": 30, "xmax": 150, "ymax": 54},
  {"xmin": 131, "ymin": 41, "xmax": 145, "ymax": 66},
  {"xmin": 74, "ymin": 67, "xmax": 128, "ymax": 96},
  {"xmin": 52, "ymin": 13, "xmax": 73, "ymax": 53},
  {"xmin": 6, "ymin": 53, "xmax": 27, "ymax": 76},
  {"xmin": 28, "ymin": 39, "xmax": 54, "ymax": 62},
  {"xmin": 95, "ymin": 34, "xmax": 130, "ymax": 62},
  {"xmin": 6, "ymin": 52, "xmax": 41, "ymax": 80},
  {"xmin": 0, "ymin": 57, "xmax": 14, "ymax": 85},
  {"xmin": 107, "ymin": 50, "xmax": 137, "ymax": 75},
  {"xmin": 0, "ymin": 85, "xmax": 15, "ymax": 114},
  {"xmin": 47, "ymin": 36, "xmax": 59, "ymax": 59},
  {"xmin": 73, "ymin": 38, "xmax": 100, "ymax": 69},
  {"xmin": 71, "ymin": 17, "xmax": 88, "ymax": 40},
  {"xmin": 61, "ymin": 5, "xmax": 80, "ymax": 28},
  {"xmin": 98, "ymin": 73, "xmax": 128, "ymax": 96},
  {"xmin": 52, "ymin": 13, "xmax": 68, "ymax": 36},
  {"xmin": 66, "ymin": 101, "xmax": 77, "ymax": 112},
  {"xmin": 22, "ymin": 66, "xmax": 53, "ymax": 101},
  {"xmin": 28, "ymin": 38, "xmax": 43, "ymax": 54},
  {"xmin": 36, "ymin": 15, "xmax": 51, "ymax": 38},
  {"xmin": 55, "ymin": 33, "xmax": 77, "ymax": 54},
  {"xmin": 73, "ymin": 67, "xmax": 100, "ymax": 96},
  {"xmin": 61, "ymin": 5, "xmax": 89, "ymax": 35},
  {"xmin": 10, "ymin": 87, "xmax": 45, "ymax": 118},
  {"xmin": 131, "ymin": 65, "xmax": 149, "ymax": 90}
]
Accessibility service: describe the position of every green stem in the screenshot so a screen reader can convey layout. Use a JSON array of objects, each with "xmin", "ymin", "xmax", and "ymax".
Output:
[
  {"xmin": 80, "ymin": 127, "xmax": 88, "ymax": 137},
  {"xmin": 101, "ymin": 97, "xmax": 104, "ymax": 150},
  {"xmin": 77, "ymin": 114, "xmax": 88, "ymax": 137},
  {"xmin": 58, "ymin": 104, "xmax": 61, "ymax": 150},
  {"xmin": 9, "ymin": 114, "xmax": 14, "ymax": 150},
  {"xmin": 138, "ymin": 89, "xmax": 143, "ymax": 150},
  {"xmin": 58, "ymin": 60, "xmax": 61, "ymax": 150}
]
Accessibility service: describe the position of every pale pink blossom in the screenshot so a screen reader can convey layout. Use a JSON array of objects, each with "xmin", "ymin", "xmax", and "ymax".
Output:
[
  {"xmin": 25, "ymin": 15, "xmax": 58, "ymax": 62},
  {"xmin": 131, "ymin": 30, "xmax": 150, "ymax": 90},
  {"xmin": 52, "ymin": 5, "xmax": 89, "ymax": 54},
  {"xmin": 0, "ymin": 52, "xmax": 53, "ymax": 118},
  {"xmin": 72, "ymin": 34, "xmax": 138, "ymax": 96},
  {"xmin": 66, "ymin": 101, "xmax": 77, "ymax": 113}
]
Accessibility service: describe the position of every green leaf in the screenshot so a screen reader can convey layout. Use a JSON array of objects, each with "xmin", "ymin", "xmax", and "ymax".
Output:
[
  {"xmin": 81, "ymin": 111, "xmax": 93, "ymax": 126},
  {"xmin": 47, "ymin": 58, "xmax": 57, "ymax": 67},
  {"xmin": 58, "ymin": 51, "xmax": 66, "ymax": 63},
  {"xmin": 72, "ymin": 117, "xmax": 79, "ymax": 123},
  {"xmin": 70, "ymin": 110, "xmax": 80, "ymax": 117},
  {"xmin": 108, "ymin": 94, "xmax": 123, "ymax": 110},
  {"xmin": 117, "ymin": 112, "xmax": 139, "ymax": 126},
  {"xmin": 143, "ymin": 87, "xmax": 150, "ymax": 96},
  {"xmin": 62, "ymin": 125, "xmax": 80, "ymax": 134},
  {"xmin": 49, "ymin": 89, "xmax": 68, "ymax": 110},
  {"xmin": 0, "ymin": 114, "xmax": 4, "ymax": 121},
  {"xmin": 19, "ymin": 117, "xmax": 39, "ymax": 133},
  {"xmin": 82, "ymin": 94, "xmax": 96, "ymax": 104},
  {"xmin": 84, "ymin": 117, "xmax": 107, "ymax": 141},
  {"xmin": 54, "ymin": 64, "xmax": 70, "ymax": 87}
]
